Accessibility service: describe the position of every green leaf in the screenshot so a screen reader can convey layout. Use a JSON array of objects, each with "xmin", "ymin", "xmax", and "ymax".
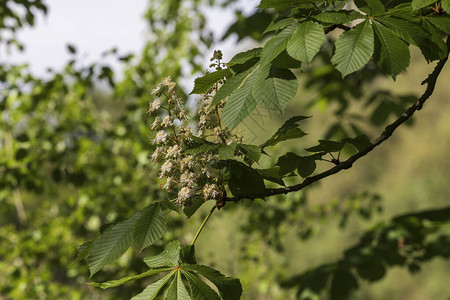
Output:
[
  {"xmin": 222, "ymin": 66, "xmax": 259, "ymax": 130},
  {"xmin": 190, "ymin": 69, "xmax": 232, "ymax": 95},
  {"xmin": 211, "ymin": 65, "xmax": 257, "ymax": 107},
  {"xmin": 374, "ymin": 16, "xmax": 425, "ymax": 45},
  {"xmin": 331, "ymin": 20, "xmax": 374, "ymax": 77},
  {"xmin": 259, "ymin": 0, "xmax": 316, "ymax": 9},
  {"xmin": 314, "ymin": 11, "xmax": 364, "ymax": 24},
  {"xmin": 287, "ymin": 21, "xmax": 325, "ymax": 63},
  {"xmin": 341, "ymin": 135, "xmax": 372, "ymax": 151},
  {"xmin": 261, "ymin": 115, "xmax": 309, "ymax": 148},
  {"xmin": 165, "ymin": 271, "xmax": 192, "ymax": 300},
  {"xmin": 133, "ymin": 203, "xmax": 167, "ymax": 252},
  {"xmin": 182, "ymin": 271, "xmax": 221, "ymax": 300},
  {"xmin": 218, "ymin": 143, "xmax": 237, "ymax": 160},
  {"xmin": 411, "ymin": 0, "xmax": 436, "ymax": 10},
  {"xmin": 306, "ymin": 140, "xmax": 343, "ymax": 153},
  {"xmin": 227, "ymin": 48, "xmax": 262, "ymax": 67},
  {"xmin": 88, "ymin": 211, "xmax": 142, "ymax": 277},
  {"xmin": 180, "ymin": 245, "xmax": 197, "ymax": 264},
  {"xmin": 271, "ymin": 50, "xmax": 302, "ymax": 69},
  {"xmin": 227, "ymin": 161, "xmax": 266, "ymax": 197},
  {"xmin": 276, "ymin": 153, "xmax": 320, "ymax": 177},
  {"xmin": 263, "ymin": 17, "xmax": 295, "ymax": 35},
  {"xmin": 330, "ymin": 269, "xmax": 358, "ymax": 300},
  {"xmin": 426, "ymin": 15, "xmax": 450, "ymax": 34},
  {"xmin": 260, "ymin": 23, "xmax": 298, "ymax": 66},
  {"xmin": 184, "ymin": 143, "xmax": 220, "ymax": 156},
  {"xmin": 420, "ymin": 20, "xmax": 448, "ymax": 61},
  {"xmin": 144, "ymin": 240, "xmax": 181, "ymax": 268},
  {"xmin": 442, "ymin": 0, "xmax": 450, "ymax": 13},
  {"xmin": 257, "ymin": 167, "xmax": 285, "ymax": 186},
  {"xmin": 252, "ymin": 64, "xmax": 298, "ymax": 112},
  {"xmin": 372, "ymin": 21, "xmax": 410, "ymax": 79},
  {"xmin": 160, "ymin": 200, "xmax": 180, "ymax": 213},
  {"xmin": 70, "ymin": 241, "xmax": 92, "ymax": 267},
  {"xmin": 183, "ymin": 264, "xmax": 243, "ymax": 300},
  {"xmin": 297, "ymin": 156, "xmax": 317, "ymax": 178},
  {"xmin": 236, "ymin": 143, "xmax": 262, "ymax": 163},
  {"xmin": 183, "ymin": 197, "xmax": 206, "ymax": 218},
  {"xmin": 355, "ymin": 0, "xmax": 385, "ymax": 15},
  {"xmin": 90, "ymin": 268, "xmax": 172, "ymax": 289},
  {"xmin": 131, "ymin": 271, "xmax": 175, "ymax": 300}
]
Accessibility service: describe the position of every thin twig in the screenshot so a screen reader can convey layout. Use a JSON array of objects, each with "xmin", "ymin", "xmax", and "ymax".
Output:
[{"xmin": 225, "ymin": 37, "xmax": 450, "ymax": 203}]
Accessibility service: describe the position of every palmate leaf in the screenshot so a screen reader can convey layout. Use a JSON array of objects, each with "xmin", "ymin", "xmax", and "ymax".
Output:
[
  {"xmin": 331, "ymin": 20, "xmax": 374, "ymax": 77},
  {"xmin": 131, "ymin": 271, "xmax": 176, "ymax": 300},
  {"xmin": 372, "ymin": 20, "xmax": 410, "ymax": 79},
  {"xmin": 190, "ymin": 69, "xmax": 232, "ymax": 94},
  {"xmin": 222, "ymin": 65, "xmax": 259, "ymax": 130},
  {"xmin": 133, "ymin": 203, "xmax": 167, "ymax": 252},
  {"xmin": 287, "ymin": 21, "xmax": 325, "ymax": 63},
  {"xmin": 91, "ymin": 241, "xmax": 242, "ymax": 300},
  {"xmin": 88, "ymin": 210, "xmax": 142, "ymax": 277},
  {"xmin": 165, "ymin": 271, "xmax": 192, "ymax": 300},
  {"xmin": 252, "ymin": 64, "xmax": 298, "ymax": 112},
  {"xmin": 260, "ymin": 23, "xmax": 298, "ymax": 66}
]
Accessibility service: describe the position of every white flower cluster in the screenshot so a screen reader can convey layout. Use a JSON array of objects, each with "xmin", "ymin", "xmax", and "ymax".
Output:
[
  {"xmin": 149, "ymin": 53, "xmax": 244, "ymax": 207},
  {"xmin": 149, "ymin": 76, "xmax": 223, "ymax": 206}
]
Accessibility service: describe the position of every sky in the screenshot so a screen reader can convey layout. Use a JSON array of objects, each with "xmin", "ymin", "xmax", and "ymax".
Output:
[{"xmin": 5, "ymin": 0, "xmax": 260, "ymax": 80}]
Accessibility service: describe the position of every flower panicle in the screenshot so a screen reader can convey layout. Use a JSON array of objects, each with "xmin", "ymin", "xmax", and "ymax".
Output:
[{"xmin": 148, "ymin": 52, "xmax": 239, "ymax": 206}]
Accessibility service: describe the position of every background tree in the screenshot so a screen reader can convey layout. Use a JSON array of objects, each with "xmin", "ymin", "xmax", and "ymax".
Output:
[{"xmin": 1, "ymin": 0, "xmax": 449, "ymax": 299}]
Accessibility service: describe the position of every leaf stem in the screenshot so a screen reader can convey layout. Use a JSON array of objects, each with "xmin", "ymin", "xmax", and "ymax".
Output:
[{"xmin": 191, "ymin": 205, "xmax": 216, "ymax": 245}]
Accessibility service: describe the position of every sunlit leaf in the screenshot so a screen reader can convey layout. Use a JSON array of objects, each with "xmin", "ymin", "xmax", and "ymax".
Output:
[
  {"xmin": 287, "ymin": 21, "xmax": 325, "ymax": 63},
  {"xmin": 331, "ymin": 20, "xmax": 374, "ymax": 77},
  {"xmin": 133, "ymin": 203, "xmax": 167, "ymax": 252}
]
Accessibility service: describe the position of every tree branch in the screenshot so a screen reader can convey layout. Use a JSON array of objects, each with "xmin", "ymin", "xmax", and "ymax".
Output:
[{"xmin": 225, "ymin": 37, "xmax": 450, "ymax": 203}]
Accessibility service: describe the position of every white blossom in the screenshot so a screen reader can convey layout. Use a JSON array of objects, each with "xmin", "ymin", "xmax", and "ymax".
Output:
[
  {"xmin": 150, "ymin": 117, "xmax": 160, "ymax": 130},
  {"xmin": 203, "ymin": 183, "xmax": 220, "ymax": 200},
  {"xmin": 177, "ymin": 186, "xmax": 192, "ymax": 203},
  {"xmin": 149, "ymin": 98, "xmax": 160, "ymax": 113},
  {"xmin": 162, "ymin": 116, "xmax": 173, "ymax": 127},
  {"xmin": 154, "ymin": 130, "xmax": 168, "ymax": 144},
  {"xmin": 166, "ymin": 145, "xmax": 181, "ymax": 158},
  {"xmin": 160, "ymin": 160, "xmax": 173, "ymax": 176},
  {"xmin": 180, "ymin": 172, "xmax": 196, "ymax": 186},
  {"xmin": 151, "ymin": 147, "xmax": 163, "ymax": 161}
]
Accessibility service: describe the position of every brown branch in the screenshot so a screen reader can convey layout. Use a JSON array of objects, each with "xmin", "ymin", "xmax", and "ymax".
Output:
[{"xmin": 225, "ymin": 37, "xmax": 450, "ymax": 203}]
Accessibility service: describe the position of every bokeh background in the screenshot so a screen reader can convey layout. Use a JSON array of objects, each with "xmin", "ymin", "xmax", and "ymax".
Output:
[{"xmin": 1, "ymin": 0, "xmax": 449, "ymax": 299}]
